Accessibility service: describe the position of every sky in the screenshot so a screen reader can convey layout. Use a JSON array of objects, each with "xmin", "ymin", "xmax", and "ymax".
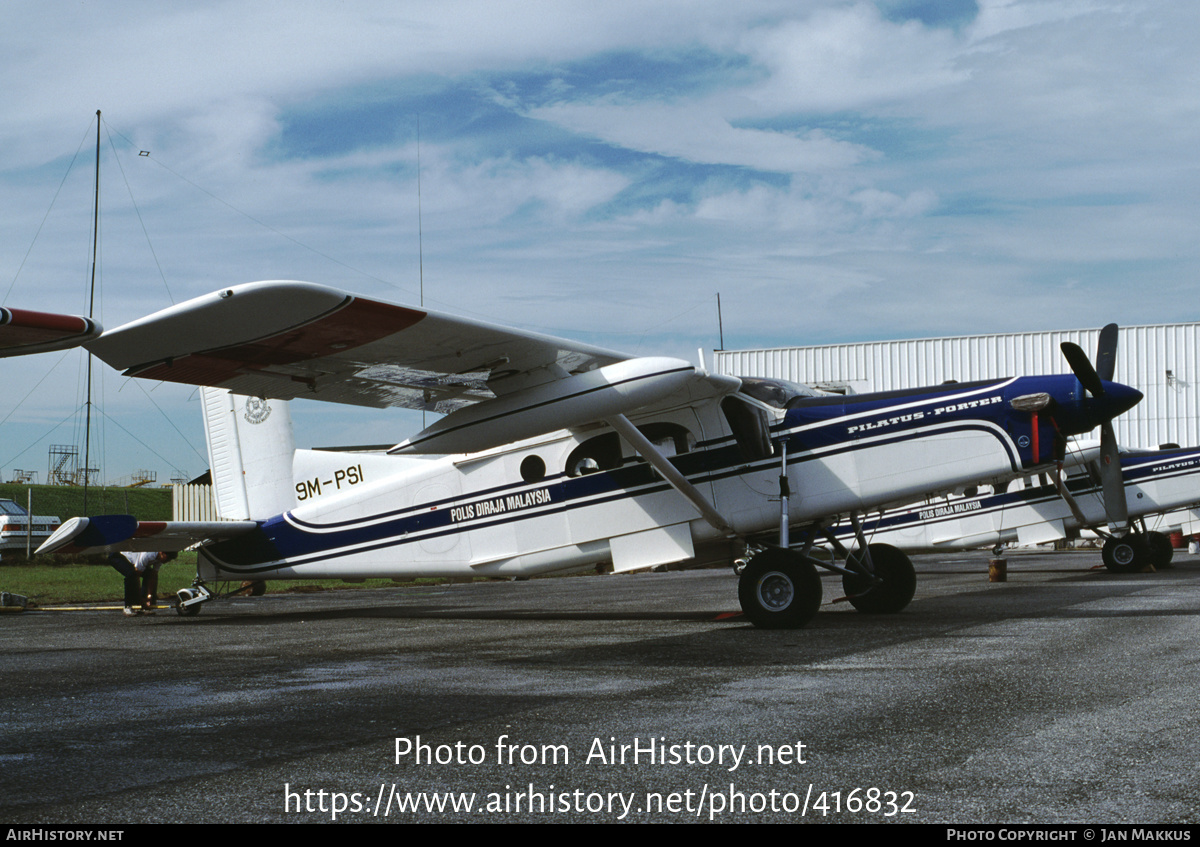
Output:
[{"xmin": 1, "ymin": 0, "xmax": 1197, "ymax": 485}]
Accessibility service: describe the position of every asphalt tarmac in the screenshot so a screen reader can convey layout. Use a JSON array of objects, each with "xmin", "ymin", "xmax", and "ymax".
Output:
[{"xmin": 2, "ymin": 549, "xmax": 1199, "ymax": 824}]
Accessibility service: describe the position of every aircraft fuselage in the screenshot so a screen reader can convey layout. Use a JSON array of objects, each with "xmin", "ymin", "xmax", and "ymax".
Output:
[{"xmin": 198, "ymin": 372, "xmax": 1140, "ymax": 581}]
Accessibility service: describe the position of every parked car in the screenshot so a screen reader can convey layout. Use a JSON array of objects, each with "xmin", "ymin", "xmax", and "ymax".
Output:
[{"xmin": 0, "ymin": 499, "xmax": 60, "ymax": 554}]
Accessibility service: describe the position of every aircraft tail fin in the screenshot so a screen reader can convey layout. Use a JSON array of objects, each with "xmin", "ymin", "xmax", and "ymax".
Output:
[{"xmin": 202, "ymin": 388, "xmax": 296, "ymax": 520}]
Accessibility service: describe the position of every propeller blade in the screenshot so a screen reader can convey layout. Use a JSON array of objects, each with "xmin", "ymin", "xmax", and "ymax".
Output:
[
  {"xmin": 1094, "ymin": 323, "xmax": 1118, "ymax": 383},
  {"xmin": 1061, "ymin": 341, "xmax": 1105, "ymax": 397},
  {"xmin": 1057, "ymin": 324, "xmax": 1130, "ymax": 532},
  {"xmin": 1099, "ymin": 421, "xmax": 1128, "ymax": 534}
]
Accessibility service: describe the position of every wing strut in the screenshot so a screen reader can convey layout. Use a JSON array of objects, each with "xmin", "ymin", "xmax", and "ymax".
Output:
[
  {"xmin": 1050, "ymin": 463, "xmax": 1090, "ymax": 527},
  {"xmin": 605, "ymin": 414, "xmax": 737, "ymax": 538}
]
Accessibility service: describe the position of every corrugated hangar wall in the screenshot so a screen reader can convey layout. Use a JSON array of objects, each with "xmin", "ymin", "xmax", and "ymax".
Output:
[{"xmin": 713, "ymin": 323, "xmax": 1200, "ymax": 450}]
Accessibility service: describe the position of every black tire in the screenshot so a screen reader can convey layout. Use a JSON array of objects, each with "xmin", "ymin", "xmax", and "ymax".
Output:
[
  {"xmin": 737, "ymin": 549, "xmax": 822, "ymax": 629},
  {"xmin": 842, "ymin": 543, "xmax": 917, "ymax": 614},
  {"xmin": 175, "ymin": 602, "xmax": 201, "ymax": 617},
  {"xmin": 1146, "ymin": 532, "xmax": 1174, "ymax": 570},
  {"xmin": 1102, "ymin": 535, "xmax": 1146, "ymax": 573}
]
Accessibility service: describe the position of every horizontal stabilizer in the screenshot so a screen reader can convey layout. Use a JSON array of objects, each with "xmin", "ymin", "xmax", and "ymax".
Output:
[{"xmin": 37, "ymin": 516, "xmax": 257, "ymax": 556}]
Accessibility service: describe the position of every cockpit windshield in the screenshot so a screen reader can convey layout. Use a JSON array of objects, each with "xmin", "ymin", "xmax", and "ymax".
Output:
[{"xmin": 738, "ymin": 377, "xmax": 823, "ymax": 409}]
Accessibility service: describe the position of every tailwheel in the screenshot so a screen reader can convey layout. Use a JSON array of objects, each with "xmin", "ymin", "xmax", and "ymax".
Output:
[
  {"xmin": 738, "ymin": 548, "xmax": 822, "ymax": 629},
  {"xmin": 842, "ymin": 543, "xmax": 916, "ymax": 614},
  {"xmin": 174, "ymin": 584, "xmax": 211, "ymax": 616},
  {"xmin": 1102, "ymin": 535, "xmax": 1147, "ymax": 573},
  {"xmin": 1145, "ymin": 531, "xmax": 1174, "ymax": 570}
]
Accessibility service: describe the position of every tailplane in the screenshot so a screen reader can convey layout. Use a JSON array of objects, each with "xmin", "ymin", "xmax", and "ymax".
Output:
[{"xmin": 202, "ymin": 388, "xmax": 296, "ymax": 520}]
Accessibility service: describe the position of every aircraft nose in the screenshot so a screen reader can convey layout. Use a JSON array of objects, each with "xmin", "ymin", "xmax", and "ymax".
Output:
[
  {"xmin": 1098, "ymin": 380, "xmax": 1143, "ymax": 420},
  {"xmin": 1048, "ymin": 376, "xmax": 1143, "ymax": 436}
]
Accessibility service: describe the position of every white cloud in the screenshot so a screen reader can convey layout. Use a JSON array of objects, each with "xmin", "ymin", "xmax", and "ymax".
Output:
[
  {"xmin": 2, "ymin": 1, "xmax": 1200, "ymax": 476},
  {"xmin": 527, "ymin": 100, "xmax": 868, "ymax": 172},
  {"xmin": 740, "ymin": 3, "xmax": 969, "ymax": 112}
]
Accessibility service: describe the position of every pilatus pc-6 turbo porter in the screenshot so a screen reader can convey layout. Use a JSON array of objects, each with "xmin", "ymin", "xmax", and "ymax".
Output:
[{"xmin": 38, "ymin": 282, "xmax": 1142, "ymax": 628}]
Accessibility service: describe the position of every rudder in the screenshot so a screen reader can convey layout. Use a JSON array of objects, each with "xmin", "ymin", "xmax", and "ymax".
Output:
[{"xmin": 202, "ymin": 388, "xmax": 297, "ymax": 520}]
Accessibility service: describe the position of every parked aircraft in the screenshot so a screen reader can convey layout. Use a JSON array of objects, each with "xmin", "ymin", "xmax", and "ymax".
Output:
[
  {"xmin": 822, "ymin": 441, "xmax": 1200, "ymax": 572},
  {"xmin": 37, "ymin": 281, "xmax": 1142, "ymax": 628},
  {"xmin": 0, "ymin": 307, "xmax": 100, "ymax": 357}
]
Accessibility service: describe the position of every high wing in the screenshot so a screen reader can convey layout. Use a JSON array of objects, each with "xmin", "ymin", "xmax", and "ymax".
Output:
[
  {"xmin": 0, "ymin": 308, "xmax": 101, "ymax": 357},
  {"xmin": 86, "ymin": 280, "xmax": 740, "ymax": 455},
  {"xmin": 88, "ymin": 280, "xmax": 630, "ymax": 410}
]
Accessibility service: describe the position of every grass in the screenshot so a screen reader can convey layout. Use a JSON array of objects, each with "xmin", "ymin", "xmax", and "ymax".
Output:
[
  {"xmin": 0, "ymin": 483, "xmax": 172, "ymax": 522},
  {"xmin": 0, "ymin": 551, "xmax": 442, "ymax": 606}
]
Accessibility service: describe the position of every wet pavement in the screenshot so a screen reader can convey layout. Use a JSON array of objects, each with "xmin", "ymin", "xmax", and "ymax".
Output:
[{"xmin": 2, "ymin": 549, "xmax": 1198, "ymax": 823}]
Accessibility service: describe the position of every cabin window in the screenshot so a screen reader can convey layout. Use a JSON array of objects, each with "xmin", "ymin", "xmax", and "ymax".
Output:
[
  {"xmin": 565, "ymin": 423, "xmax": 695, "ymax": 477},
  {"xmin": 567, "ymin": 433, "xmax": 622, "ymax": 477},
  {"xmin": 520, "ymin": 455, "xmax": 546, "ymax": 483},
  {"xmin": 636, "ymin": 422, "xmax": 695, "ymax": 457}
]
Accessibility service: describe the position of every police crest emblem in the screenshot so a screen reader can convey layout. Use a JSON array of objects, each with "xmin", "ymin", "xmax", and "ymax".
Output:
[{"xmin": 243, "ymin": 396, "xmax": 271, "ymax": 425}]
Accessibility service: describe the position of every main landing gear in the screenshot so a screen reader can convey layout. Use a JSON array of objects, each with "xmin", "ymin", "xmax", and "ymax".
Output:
[
  {"xmin": 737, "ymin": 548, "xmax": 822, "ymax": 629},
  {"xmin": 736, "ymin": 526, "xmax": 917, "ymax": 629},
  {"xmin": 842, "ymin": 543, "xmax": 917, "ymax": 614},
  {"xmin": 1101, "ymin": 530, "xmax": 1173, "ymax": 573}
]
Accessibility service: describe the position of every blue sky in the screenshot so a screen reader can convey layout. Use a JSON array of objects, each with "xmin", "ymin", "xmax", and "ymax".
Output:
[{"xmin": 1, "ymin": 0, "xmax": 1197, "ymax": 483}]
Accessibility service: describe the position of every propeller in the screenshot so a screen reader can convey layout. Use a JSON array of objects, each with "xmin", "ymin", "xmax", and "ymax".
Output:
[{"xmin": 1059, "ymin": 324, "xmax": 1129, "ymax": 535}]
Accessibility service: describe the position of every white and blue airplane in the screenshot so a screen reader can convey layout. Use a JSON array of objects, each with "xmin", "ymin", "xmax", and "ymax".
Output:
[
  {"xmin": 822, "ymin": 441, "xmax": 1200, "ymax": 572},
  {"xmin": 37, "ymin": 281, "xmax": 1142, "ymax": 628}
]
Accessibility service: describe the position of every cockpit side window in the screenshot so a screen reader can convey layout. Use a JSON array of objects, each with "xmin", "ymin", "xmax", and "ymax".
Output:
[{"xmin": 721, "ymin": 396, "xmax": 774, "ymax": 462}]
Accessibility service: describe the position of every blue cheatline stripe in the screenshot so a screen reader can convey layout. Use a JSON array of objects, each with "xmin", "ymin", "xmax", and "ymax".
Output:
[{"xmin": 205, "ymin": 421, "xmax": 1027, "ymax": 574}]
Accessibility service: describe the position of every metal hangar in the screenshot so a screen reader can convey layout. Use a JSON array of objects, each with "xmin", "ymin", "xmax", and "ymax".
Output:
[{"xmin": 713, "ymin": 322, "xmax": 1200, "ymax": 450}]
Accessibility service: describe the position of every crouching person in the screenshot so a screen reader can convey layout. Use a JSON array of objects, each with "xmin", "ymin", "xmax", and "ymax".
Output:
[{"xmin": 108, "ymin": 551, "xmax": 177, "ymax": 616}]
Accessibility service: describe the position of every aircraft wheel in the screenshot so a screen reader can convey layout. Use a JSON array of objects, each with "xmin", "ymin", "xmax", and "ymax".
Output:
[
  {"xmin": 175, "ymin": 601, "xmax": 200, "ymax": 617},
  {"xmin": 1102, "ymin": 535, "xmax": 1146, "ymax": 573},
  {"xmin": 737, "ymin": 549, "xmax": 822, "ymax": 629},
  {"xmin": 1145, "ymin": 532, "xmax": 1174, "ymax": 570},
  {"xmin": 842, "ymin": 543, "xmax": 916, "ymax": 614}
]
